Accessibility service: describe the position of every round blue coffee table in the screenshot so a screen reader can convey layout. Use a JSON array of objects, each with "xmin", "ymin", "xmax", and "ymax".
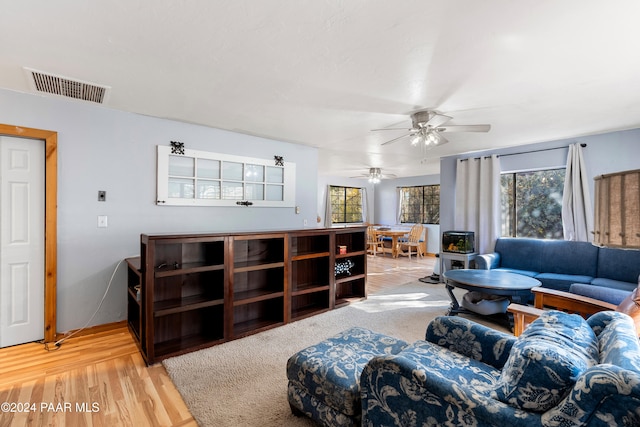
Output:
[{"xmin": 443, "ymin": 269, "xmax": 541, "ymax": 324}]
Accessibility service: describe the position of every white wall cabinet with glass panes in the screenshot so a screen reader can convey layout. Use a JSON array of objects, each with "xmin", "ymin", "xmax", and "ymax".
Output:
[{"xmin": 156, "ymin": 146, "xmax": 296, "ymax": 207}]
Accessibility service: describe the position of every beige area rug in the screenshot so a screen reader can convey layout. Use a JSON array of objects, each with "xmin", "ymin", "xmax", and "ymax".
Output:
[{"xmin": 163, "ymin": 281, "xmax": 508, "ymax": 426}]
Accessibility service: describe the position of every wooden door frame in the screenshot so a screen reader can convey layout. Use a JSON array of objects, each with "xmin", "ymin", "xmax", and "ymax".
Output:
[{"xmin": 0, "ymin": 124, "xmax": 57, "ymax": 343}]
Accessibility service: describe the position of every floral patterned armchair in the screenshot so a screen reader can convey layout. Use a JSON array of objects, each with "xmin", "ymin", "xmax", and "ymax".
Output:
[{"xmin": 360, "ymin": 311, "xmax": 640, "ymax": 427}]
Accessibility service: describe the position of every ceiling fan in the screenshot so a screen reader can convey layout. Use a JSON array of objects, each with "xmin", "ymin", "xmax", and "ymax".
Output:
[
  {"xmin": 373, "ymin": 110, "xmax": 491, "ymax": 147},
  {"xmin": 350, "ymin": 167, "xmax": 397, "ymax": 183}
]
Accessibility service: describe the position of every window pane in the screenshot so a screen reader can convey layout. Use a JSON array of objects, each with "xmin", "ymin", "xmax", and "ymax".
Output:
[
  {"xmin": 424, "ymin": 201, "xmax": 440, "ymax": 224},
  {"xmin": 330, "ymin": 186, "xmax": 363, "ymax": 223},
  {"xmin": 501, "ymin": 169, "xmax": 565, "ymax": 239},
  {"xmin": 500, "ymin": 174, "xmax": 515, "ymax": 237},
  {"xmin": 245, "ymin": 183, "xmax": 264, "ymax": 200},
  {"xmin": 401, "ymin": 187, "xmax": 422, "ymax": 223},
  {"xmin": 169, "ymin": 178, "xmax": 194, "ymax": 198},
  {"xmin": 197, "ymin": 181, "xmax": 220, "ymax": 199},
  {"xmin": 266, "ymin": 184, "xmax": 283, "ymax": 201},
  {"xmin": 197, "ymin": 159, "xmax": 220, "ymax": 179},
  {"xmin": 223, "ymin": 162, "xmax": 243, "ymax": 181},
  {"xmin": 266, "ymin": 167, "xmax": 283, "ymax": 183},
  {"xmin": 169, "ymin": 156, "xmax": 194, "ymax": 177},
  {"xmin": 423, "ymin": 185, "xmax": 440, "ymax": 224},
  {"xmin": 222, "ymin": 181, "xmax": 243, "ymax": 199},
  {"xmin": 330, "ymin": 187, "xmax": 344, "ymax": 223},
  {"xmin": 245, "ymin": 164, "xmax": 264, "ymax": 182},
  {"xmin": 345, "ymin": 188, "xmax": 363, "ymax": 223}
]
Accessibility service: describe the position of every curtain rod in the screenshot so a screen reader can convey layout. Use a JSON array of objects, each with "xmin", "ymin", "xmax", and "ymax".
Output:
[
  {"xmin": 499, "ymin": 142, "xmax": 586, "ymax": 158},
  {"xmin": 461, "ymin": 143, "xmax": 587, "ymax": 161}
]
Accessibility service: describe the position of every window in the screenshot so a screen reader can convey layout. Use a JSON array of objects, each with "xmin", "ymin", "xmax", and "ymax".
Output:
[
  {"xmin": 501, "ymin": 169, "xmax": 565, "ymax": 238},
  {"xmin": 156, "ymin": 146, "xmax": 296, "ymax": 206},
  {"xmin": 399, "ymin": 185, "xmax": 440, "ymax": 224},
  {"xmin": 330, "ymin": 186, "xmax": 363, "ymax": 223}
]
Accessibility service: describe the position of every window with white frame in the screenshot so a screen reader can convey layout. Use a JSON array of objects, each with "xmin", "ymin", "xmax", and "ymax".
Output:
[{"xmin": 156, "ymin": 146, "xmax": 296, "ymax": 207}]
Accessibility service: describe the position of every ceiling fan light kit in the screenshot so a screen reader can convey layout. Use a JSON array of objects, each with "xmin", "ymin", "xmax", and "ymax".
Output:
[
  {"xmin": 349, "ymin": 167, "xmax": 397, "ymax": 182},
  {"xmin": 368, "ymin": 167, "xmax": 382, "ymax": 184},
  {"xmin": 375, "ymin": 110, "xmax": 491, "ymax": 147},
  {"xmin": 410, "ymin": 128, "xmax": 445, "ymax": 147}
]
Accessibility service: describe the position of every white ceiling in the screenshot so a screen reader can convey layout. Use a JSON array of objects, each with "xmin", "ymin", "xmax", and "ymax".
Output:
[{"xmin": 2, "ymin": 1, "xmax": 640, "ymax": 178}]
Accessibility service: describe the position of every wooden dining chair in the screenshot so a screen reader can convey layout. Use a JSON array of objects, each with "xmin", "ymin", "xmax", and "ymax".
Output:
[
  {"xmin": 366, "ymin": 226, "xmax": 385, "ymax": 256},
  {"xmin": 397, "ymin": 224, "xmax": 424, "ymax": 259}
]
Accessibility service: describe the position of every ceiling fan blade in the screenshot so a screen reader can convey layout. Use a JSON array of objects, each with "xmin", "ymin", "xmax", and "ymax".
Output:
[
  {"xmin": 371, "ymin": 127, "xmax": 416, "ymax": 132},
  {"xmin": 436, "ymin": 124, "xmax": 491, "ymax": 133},
  {"xmin": 380, "ymin": 133, "xmax": 414, "ymax": 146},
  {"xmin": 425, "ymin": 114, "xmax": 452, "ymax": 128}
]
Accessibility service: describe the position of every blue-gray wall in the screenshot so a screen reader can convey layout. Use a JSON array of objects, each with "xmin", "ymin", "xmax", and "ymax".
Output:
[{"xmin": 0, "ymin": 89, "xmax": 319, "ymax": 332}]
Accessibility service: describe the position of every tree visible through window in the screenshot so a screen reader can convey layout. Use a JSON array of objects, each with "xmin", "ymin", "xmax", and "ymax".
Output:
[
  {"xmin": 501, "ymin": 169, "xmax": 565, "ymax": 238},
  {"xmin": 330, "ymin": 186, "xmax": 363, "ymax": 223},
  {"xmin": 399, "ymin": 185, "xmax": 440, "ymax": 224}
]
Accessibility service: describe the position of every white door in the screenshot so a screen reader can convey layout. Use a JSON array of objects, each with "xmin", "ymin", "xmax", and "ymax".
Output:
[{"xmin": 0, "ymin": 136, "xmax": 44, "ymax": 347}]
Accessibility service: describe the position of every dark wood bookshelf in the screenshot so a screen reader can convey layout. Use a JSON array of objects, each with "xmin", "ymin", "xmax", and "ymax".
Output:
[{"xmin": 127, "ymin": 227, "xmax": 366, "ymax": 364}]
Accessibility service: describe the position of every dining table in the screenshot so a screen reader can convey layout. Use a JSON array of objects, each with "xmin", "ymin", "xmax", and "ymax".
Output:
[{"xmin": 374, "ymin": 228, "xmax": 410, "ymax": 258}]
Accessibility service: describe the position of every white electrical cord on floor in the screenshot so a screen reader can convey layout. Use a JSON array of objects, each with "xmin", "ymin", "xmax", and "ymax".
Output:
[{"xmin": 45, "ymin": 256, "xmax": 135, "ymax": 351}]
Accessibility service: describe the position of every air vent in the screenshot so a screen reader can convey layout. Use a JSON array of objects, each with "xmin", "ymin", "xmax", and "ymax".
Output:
[{"xmin": 24, "ymin": 67, "xmax": 110, "ymax": 104}]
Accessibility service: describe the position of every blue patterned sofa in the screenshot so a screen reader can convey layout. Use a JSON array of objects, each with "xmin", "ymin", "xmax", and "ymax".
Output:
[{"xmin": 360, "ymin": 311, "xmax": 640, "ymax": 427}]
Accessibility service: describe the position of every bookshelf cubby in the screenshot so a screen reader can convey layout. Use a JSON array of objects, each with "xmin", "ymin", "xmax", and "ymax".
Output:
[
  {"xmin": 290, "ymin": 232, "xmax": 332, "ymax": 320},
  {"xmin": 334, "ymin": 228, "xmax": 367, "ymax": 306}
]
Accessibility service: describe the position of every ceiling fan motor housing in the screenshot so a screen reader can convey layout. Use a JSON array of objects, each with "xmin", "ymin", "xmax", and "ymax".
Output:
[{"xmin": 411, "ymin": 111, "xmax": 436, "ymax": 128}]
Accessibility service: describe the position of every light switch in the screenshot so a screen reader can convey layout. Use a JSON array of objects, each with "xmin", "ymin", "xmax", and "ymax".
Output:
[{"xmin": 97, "ymin": 215, "xmax": 108, "ymax": 228}]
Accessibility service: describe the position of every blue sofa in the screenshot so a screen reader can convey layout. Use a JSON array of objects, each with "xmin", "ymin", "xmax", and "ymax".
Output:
[
  {"xmin": 360, "ymin": 311, "xmax": 640, "ymax": 427},
  {"xmin": 475, "ymin": 237, "xmax": 640, "ymax": 303}
]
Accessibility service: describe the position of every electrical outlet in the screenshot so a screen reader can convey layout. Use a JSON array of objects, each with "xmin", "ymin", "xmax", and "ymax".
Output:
[
  {"xmin": 303, "ymin": 219, "xmax": 308, "ymax": 226},
  {"xmin": 98, "ymin": 191, "xmax": 106, "ymax": 201},
  {"xmin": 97, "ymin": 215, "xmax": 108, "ymax": 228}
]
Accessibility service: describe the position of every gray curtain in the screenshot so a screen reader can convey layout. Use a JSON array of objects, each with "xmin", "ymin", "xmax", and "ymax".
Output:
[
  {"xmin": 395, "ymin": 187, "xmax": 403, "ymax": 225},
  {"xmin": 454, "ymin": 155, "xmax": 501, "ymax": 254},
  {"xmin": 324, "ymin": 185, "xmax": 333, "ymax": 228},
  {"xmin": 362, "ymin": 187, "xmax": 370, "ymax": 224},
  {"xmin": 562, "ymin": 143, "xmax": 593, "ymax": 241}
]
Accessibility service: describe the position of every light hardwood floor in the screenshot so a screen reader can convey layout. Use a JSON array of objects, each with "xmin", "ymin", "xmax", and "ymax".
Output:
[
  {"xmin": 0, "ymin": 253, "xmax": 435, "ymax": 427},
  {"xmin": 366, "ymin": 252, "xmax": 436, "ymax": 294}
]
